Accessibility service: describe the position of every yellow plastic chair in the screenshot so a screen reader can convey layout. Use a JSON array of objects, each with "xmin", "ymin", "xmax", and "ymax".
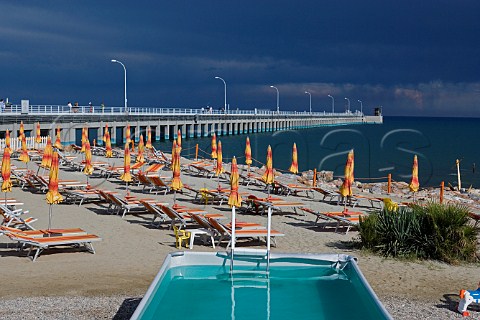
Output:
[
  {"xmin": 173, "ymin": 225, "xmax": 191, "ymax": 249},
  {"xmin": 383, "ymin": 198, "xmax": 398, "ymax": 212},
  {"xmin": 199, "ymin": 188, "xmax": 213, "ymax": 205}
]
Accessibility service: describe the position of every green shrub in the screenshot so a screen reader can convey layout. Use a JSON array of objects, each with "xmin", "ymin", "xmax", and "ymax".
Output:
[{"xmin": 358, "ymin": 202, "xmax": 478, "ymax": 263}]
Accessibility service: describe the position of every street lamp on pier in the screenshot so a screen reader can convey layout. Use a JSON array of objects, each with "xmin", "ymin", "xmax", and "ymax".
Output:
[
  {"xmin": 327, "ymin": 94, "xmax": 334, "ymax": 113},
  {"xmin": 214, "ymin": 76, "xmax": 227, "ymax": 113},
  {"xmin": 344, "ymin": 97, "xmax": 350, "ymax": 113},
  {"xmin": 270, "ymin": 85, "xmax": 279, "ymax": 113},
  {"xmin": 305, "ymin": 91, "xmax": 312, "ymax": 114},
  {"xmin": 358, "ymin": 99, "xmax": 363, "ymax": 115},
  {"xmin": 111, "ymin": 59, "xmax": 127, "ymax": 113}
]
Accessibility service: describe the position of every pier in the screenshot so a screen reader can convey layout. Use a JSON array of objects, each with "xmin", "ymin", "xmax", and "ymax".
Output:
[{"xmin": 0, "ymin": 103, "xmax": 382, "ymax": 146}]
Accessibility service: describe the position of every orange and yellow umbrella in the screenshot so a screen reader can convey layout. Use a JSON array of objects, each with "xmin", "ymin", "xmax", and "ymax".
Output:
[
  {"xmin": 105, "ymin": 130, "xmax": 113, "ymax": 158},
  {"xmin": 136, "ymin": 134, "xmax": 145, "ymax": 164},
  {"xmin": 103, "ymin": 123, "xmax": 109, "ymax": 143},
  {"xmin": 261, "ymin": 145, "xmax": 274, "ymax": 184},
  {"xmin": 409, "ymin": 155, "xmax": 419, "ymax": 192},
  {"xmin": 339, "ymin": 150, "xmax": 354, "ymax": 197},
  {"xmin": 177, "ymin": 129, "xmax": 182, "ymax": 150},
  {"xmin": 228, "ymin": 156, "xmax": 242, "ymax": 208},
  {"xmin": 146, "ymin": 126, "xmax": 153, "ymax": 149},
  {"xmin": 46, "ymin": 152, "xmax": 63, "ymax": 205},
  {"xmin": 41, "ymin": 136, "xmax": 53, "ymax": 168},
  {"xmin": 120, "ymin": 143, "xmax": 132, "ymax": 182},
  {"xmin": 215, "ymin": 141, "xmax": 224, "ymax": 176},
  {"xmin": 35, "ymin": 122, "xmax": 41, "ymax": 144},
  {"xmin": 170, "ymin": 141, "xmax": 183, "ymax": 191},
  {"xmin": 1, "ymin": 147, "xmax": 12, "ymax": 193},
  {"xmin": 131, "ymin": 139, "xmax": 135, "ymax": 153},
  {"xmin": 5, "ymin": 129, "xmax": 11, "ymax": 153},
  {"xmin": 211, "ymin": 133, "xmax": 217, "ymax": 159},
  {"xmin": 289, "ymin": 143, "xmax": 299, "ymax": 174},
  {"xmin": 83, "ymin": 140, "xmax": 94, "ymax": 175},
  {"xmin": 19, "ymin": 134, "xmax": 30, "ymax": 163},
  {"xmin": 126, "ymin": 124, "xmax": 131, "ymax": 144},
  {"xmin": 81, "ymin": 127, "xmax": 88, "ymax": 152},
  {"xmin": 245, "ymin": 137, "xmax": 252, "ymax": 166},
  {"xmin": 54, "ymin": 127, "xmax": 62, "ymax": 149},
  {"xmin": 19, "ymin": 121, "xmax": 24, "ymax": 139}
]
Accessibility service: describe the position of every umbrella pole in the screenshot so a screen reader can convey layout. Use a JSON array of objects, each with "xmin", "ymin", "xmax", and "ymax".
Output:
[
  {"xmin": 126, "ymin": 182, "xmax": 129, "ymax": 196},
  {"xmin": 174, "ymin": 190, "xmax": 177, "ymax": 204},
  {"xmin": 48, "ymin": 204, "xmax": 52, "ymax": 235}
]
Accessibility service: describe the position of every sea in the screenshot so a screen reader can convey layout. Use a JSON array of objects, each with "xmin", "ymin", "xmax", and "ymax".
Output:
[{"xmin": 153, "ymin": 116, "xmax": 480, "ymax": 188}]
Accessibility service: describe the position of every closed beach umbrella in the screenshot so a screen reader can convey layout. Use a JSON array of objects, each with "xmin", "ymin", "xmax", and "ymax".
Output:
[
  {"xmin": 289, "ymin": 143, "xmax": 299, "ymax": 174},
  {"xmin": 120, "ymin": 143, "xmax": 132, "ymax": 183},
  {"xmin": 409, "ymin": 155, "xmax": 420, "ymax": 192},
  {"xmin": 35, "ymin": 122, "xmax": 41, "ymax": 144},
  {"xmin": 245, "ymin": 137, "xmax": 252, "ymax": 167},
  {"xmin": 46, "ymin": 152, "xmax": 64, "ymax": 231},
  {"xmin": 83, "ymin": 140, "xmax": 94, "ymax": 176},
  {"xmin": 131, "ymin": 139, "xmax": 135, "ymax": 153},
  {"xmin": 19, "ymin": 121, "xmax": 24, "ymax": 140},
  {"xmin": 105, "ymin": 130, "xmax": 113, "ymax": 158},
  {"xmin": 146, "ymin": 126, "xmax": 153, "ymax": 149},
  {"xmin": 136, "ymin": 134, "xmax": 145, "ymax": 164},
  {"xmin": 1, "ymin": 147, "xmax": 12, "ymax": 193},
  {"xmin": 103, "ymin": 123, "xmax": 109, "ymax": 143},
  {"xmin": 81, "ymin": 127, "xmax": 87, "ymax": 152},
  {"xmin": 5, "ymin": 129, "xmax": 11, "ymax": 153},
  {"xmin": 126, "ymin": 124, "xmax": 131, "ymax": 144},
  {"xmin": 93, "ymin": 139, "xmax": 96, "ymax": 148},
  {"xmin": 339, "ymin": 150, "xmax": 355, "ymax": 198},
  {"xmin": 211, "ymin": 133, "xmax": 217, "ymax": 159},
  {"xmin": 215, "ymin": 141, "xmax": 224, "ymax": 176},
  {"xmin": 228, "ymin": 156, "xmax": 242, "ymax": 208},
  {"xmin": 262, "ymin": 145, "xmax": 275, "ymax": 185},
  {"xmin": 54, "ymin": 127, "xmax": 62, "ymax": 149},
  {"xmin": 170, "ymin": 141, "xmax": 183, "ymax": 191},
  {"xmin": 41, "ymin": 136, "xmax": 53, "ymax": 168},
  {"xmin": 19, "ymin": 134, "xmax": 30, "ymax": 164},
  {"xmin": 177, "ymin": 129, "xmax": 182, "ymax": 150}
]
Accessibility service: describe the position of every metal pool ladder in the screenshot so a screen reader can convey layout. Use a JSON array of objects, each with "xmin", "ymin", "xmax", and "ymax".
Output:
[{"xmin": 229, "ymin": 206, "xmax": 272, "ymax": 319}]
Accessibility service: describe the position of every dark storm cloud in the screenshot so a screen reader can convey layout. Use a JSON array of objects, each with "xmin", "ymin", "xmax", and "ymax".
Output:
[{"xmin": 0, "ymin": 1, "xmax": 479, "ymax": 116}]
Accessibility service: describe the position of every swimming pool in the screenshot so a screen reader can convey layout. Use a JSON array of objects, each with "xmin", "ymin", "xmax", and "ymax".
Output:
[{"xmin": 131, "ymin": 251, "xmax": 391, "ymax": 319}]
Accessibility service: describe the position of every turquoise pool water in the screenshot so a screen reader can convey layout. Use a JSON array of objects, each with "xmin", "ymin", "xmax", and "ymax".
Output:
[{"xmin": 137, "ymin": 263, "xmax": 389, "ymax": 320}]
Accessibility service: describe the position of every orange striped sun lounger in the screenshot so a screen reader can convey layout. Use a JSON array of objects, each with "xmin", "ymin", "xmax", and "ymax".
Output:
[
  {"xmin": 6, "ymin": 232, "xmax": 102, "ymax": 262},
  {"xmin": 0, "ymin": 226, "xmax": 87, "ymax": 237},
  {"xmin": 300, "ymin": 207, "xmax": 363, "ymax": 235},
  {"xmin": 247, "ymin": 195, "xmax": 304, "ymax": 215},
  {"xmin": 207, "ymin": 217, "xmax": 284, "ymax": 249}
]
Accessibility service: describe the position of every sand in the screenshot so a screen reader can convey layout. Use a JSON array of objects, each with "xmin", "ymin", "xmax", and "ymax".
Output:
[{"xmin": 1, "ymin": 153, "xmax": 479, "ymax": 319}]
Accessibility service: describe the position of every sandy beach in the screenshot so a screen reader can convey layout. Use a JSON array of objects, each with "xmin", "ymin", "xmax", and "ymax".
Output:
[{"xmin": 1, "ymin": 152, "xmax": 479, "ymax": 319}]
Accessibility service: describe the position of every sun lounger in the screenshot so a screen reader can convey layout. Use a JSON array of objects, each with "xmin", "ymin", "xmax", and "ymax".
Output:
[
  {"xmin": 140, "ymin": 200, "xmax": 171, "ymax": 227},
  {"xmin": 0, "ymin": 204, "xmax": 37, "ymax": 230},
  {"xmin": 246, "ymin": 195, "xmax": 304, "ymax": 215},
  {"xmin": 6, "ymin": 232, "xmax": 102, "ymax": 262},
  {"xmin": 312, "ymin": 187, "xmax": 340, "ymax": 203},
  {"xmin": 106, "ymin": 193, "xmax": 147, "ymax": 218},
  {"xmin": 354, "ymin": 195, "xmax": 384, "ymax": 209},
  {"xmin": 147, "ymin": 176, "xmax": 172, "ymax": 195},
  {"xmin": 274, "ymin": 181, "xmax": 313, "ymax": 197},
  {"xmin": 300, "ymin": 207, "xmax": 363, "ymax": 234},
  {"xmin": 63, "ymin": 189, "xmax": 101, "ymax": 206},
  {"xmin": 207, "ymin": 217, "xmax": 284, "ymax": 248},
  {"xmin": 0, "ymin": 225, "xmax": 87, "ymax": 238}
]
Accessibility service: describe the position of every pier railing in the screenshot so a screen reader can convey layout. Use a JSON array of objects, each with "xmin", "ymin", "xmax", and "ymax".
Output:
[{"xmin": 1, "ymin": 104, "xmax": 363, "ymax": 117}]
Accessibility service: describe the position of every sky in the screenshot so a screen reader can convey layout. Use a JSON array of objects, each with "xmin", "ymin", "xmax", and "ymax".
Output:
[{"xmin": 0, "ymin": 1, "xmax": 479, "ymax": 117}]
